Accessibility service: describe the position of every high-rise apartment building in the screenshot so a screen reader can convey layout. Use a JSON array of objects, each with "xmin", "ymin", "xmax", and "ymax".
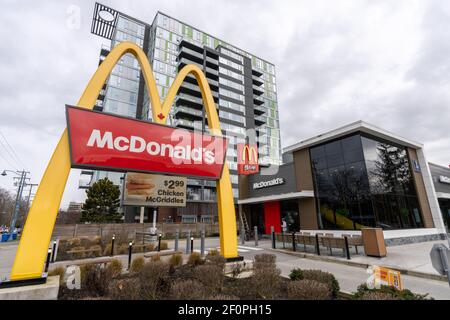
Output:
[{"xmin": 87, "ymin": 2, "xmax": 282, "ymax": 222}]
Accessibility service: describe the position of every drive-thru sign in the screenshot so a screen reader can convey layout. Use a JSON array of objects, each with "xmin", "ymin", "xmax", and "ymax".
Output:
[{"xmin": 8, "ymin": 42, "xmax": 239, "ymax": 283}]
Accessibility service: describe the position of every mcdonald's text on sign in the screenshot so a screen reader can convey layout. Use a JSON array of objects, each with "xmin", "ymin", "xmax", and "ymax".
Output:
[
  {"xmin": 66, "ymin": 106, "xmax": 228, "ymax": 179},
  {"xmin": 237, "ymin": 144, "xmax": 259, "ymax": 175}
]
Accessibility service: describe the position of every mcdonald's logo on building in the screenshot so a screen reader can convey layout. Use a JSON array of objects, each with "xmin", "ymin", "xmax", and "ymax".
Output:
[{"xmin": 238, "ymin": 144, "xmax": 259, "ymax": 175}]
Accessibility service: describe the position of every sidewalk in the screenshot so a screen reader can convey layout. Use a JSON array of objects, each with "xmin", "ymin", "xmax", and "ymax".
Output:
[{"xmin": 271, "ymin": 239, "xmax": 446, "ymax": 280}]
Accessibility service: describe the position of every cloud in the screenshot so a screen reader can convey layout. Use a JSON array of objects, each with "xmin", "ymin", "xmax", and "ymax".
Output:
[{"xmin": 0, "ymin": 0, "xmax": 449, "ymax": 209}]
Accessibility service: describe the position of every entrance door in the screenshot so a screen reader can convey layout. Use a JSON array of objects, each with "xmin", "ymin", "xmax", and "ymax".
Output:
[{"xmin": 280, "ymin": 200, "xmax": 300, "ymax": 232}]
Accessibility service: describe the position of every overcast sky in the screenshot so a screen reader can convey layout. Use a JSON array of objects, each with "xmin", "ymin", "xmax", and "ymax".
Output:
[{"xmin": 0, "ymin": 0, "xmax": 449, "ymax": 209}]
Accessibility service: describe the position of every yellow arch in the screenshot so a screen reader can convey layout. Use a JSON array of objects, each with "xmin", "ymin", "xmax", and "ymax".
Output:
[{"xmin": 10, "ymin": 42, "xmax": 238, "ymax": 281}]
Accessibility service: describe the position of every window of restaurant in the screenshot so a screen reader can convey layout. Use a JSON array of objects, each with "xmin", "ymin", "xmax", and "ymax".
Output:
[{"xmin": 310, "ymin": 133, "xmax": 423, "ymax": 230}]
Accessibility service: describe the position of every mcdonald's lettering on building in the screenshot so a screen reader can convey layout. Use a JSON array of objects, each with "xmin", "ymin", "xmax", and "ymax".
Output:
[{"xmin": 238, "ymin": 144, "xmax": 259, "ymax": 175}]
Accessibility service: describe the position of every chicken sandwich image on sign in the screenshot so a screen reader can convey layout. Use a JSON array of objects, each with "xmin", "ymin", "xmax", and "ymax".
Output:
[
  {"xmin": 66, "ymin": 106, "xmax": 228, "ymax": 179},
  {"xmin": 123, "ymin": 173, "xmax": 187, "ymax": 207}
]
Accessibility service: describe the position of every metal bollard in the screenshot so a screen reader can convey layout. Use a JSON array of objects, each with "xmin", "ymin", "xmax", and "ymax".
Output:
[
  {"xmin": 254, "ymin": 226, "xmax": 258, "ymax": 246},
  {"xmin": 44, "ymin": 249, "xmax": 51, "ymax": 273},
  {"xmin": 128, "ymin": 242, "xmax": 133, "ymax": 270},
  {"xmin": 271, "ymin": 226, "xmax": 276, "ymax": 249},
  {"xmin": 315, "ymin": 234, "xmax": 321, "ymax": 256},
  {"xmin": 111, "ymin": 234, "xmax": 115, "ymax": 257},
  {"xmin": 186, "ymin": 231, "xmax": 191, "ymax": 254},
  {"xmin": 175, "ymin": 229, "xmax": 179, "ymax": 251},
  {"xmin": 200, "ymin": 229, "xmax": 205, "ymax": 256},
  {"xmin": 157, "ymin": 234, "xmax": 162, "ymax": 252},
  {"xmin": 191, "ymin": 237, "xmax": 194, "ymax": 254},
  {"xmin": 51, "ymin": 240, "xmax": 57, "ymax": 263},
  {"xmin": 344, "ymin": 236, "xmax": 351, "ymax": 260},
  {"xmin": 292, "ymin": 232, "xmax": 296, "ymax": 252}
]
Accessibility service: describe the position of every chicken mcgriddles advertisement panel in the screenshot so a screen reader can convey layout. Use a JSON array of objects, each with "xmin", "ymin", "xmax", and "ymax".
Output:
[{"xmin": 123, "ymin": 173, "xmax": 187, "ymax": 207}]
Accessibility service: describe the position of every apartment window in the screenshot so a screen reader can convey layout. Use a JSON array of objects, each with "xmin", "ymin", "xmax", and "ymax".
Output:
[
  {"xmin": 219, "ymin": 88, "xmax": 244, "ymax": 102},
  {"xmin": 219, "ymin": 110, "xmax": 246, "ymax": 125},
  {"xmin": 219, "ymin": 78, "xmax": 244, "ymax": 92},
  {"xmin": 219, "ymin": 67, "xmax": 244, "ymax": 82},
  {"xmin": 219, "ymin": 99, "xmax": 245, "ymax": 114},
  {"xmin": 220, "ymin": 48, "xmax": 244, "ymax": 63},
  {"xmin": 219, "ymin": 57, "xmax": 243, "ymax": 72}
]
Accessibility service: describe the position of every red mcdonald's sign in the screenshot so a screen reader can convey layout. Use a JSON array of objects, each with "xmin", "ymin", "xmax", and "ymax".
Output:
[
  {"xmin": 237, "ymin": 143, "xmax": 259, "ymax": 175},
  {"xmin": 66, "ymin": 106, "xmax": 228, "ymax": 179}
]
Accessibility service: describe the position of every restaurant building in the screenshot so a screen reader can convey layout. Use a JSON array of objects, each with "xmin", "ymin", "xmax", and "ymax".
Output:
[
  {"xmin": 238, "ymin": 121, "xmax": 447, "ymax": 244},
  {"xmin": 429, "ymin": 163, "xmax": 450, "ymax": 232}
]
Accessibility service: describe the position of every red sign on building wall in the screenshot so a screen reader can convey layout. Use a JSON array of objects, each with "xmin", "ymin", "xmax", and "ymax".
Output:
[
  {"xmin": 66, "ymin": 106, "xmax": 228, "ymax": 179},
  {"xmin": 237, "ymin": 144, "xmax": 259, "ymax": 175}
]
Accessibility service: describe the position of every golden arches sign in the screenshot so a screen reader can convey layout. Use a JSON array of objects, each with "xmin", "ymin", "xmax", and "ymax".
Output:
[{"xmin": 11, "ymin": 42, "xmax": 238, "ymax": 281}]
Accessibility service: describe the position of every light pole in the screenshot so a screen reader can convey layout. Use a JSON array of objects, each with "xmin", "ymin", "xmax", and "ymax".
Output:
[{"xmin": 1, "ymin": 170, "xmax": 30, "ymax": 234}]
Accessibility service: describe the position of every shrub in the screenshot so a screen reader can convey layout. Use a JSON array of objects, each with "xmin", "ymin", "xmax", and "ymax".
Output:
[
  {"xmin": 302, "ymin": 270, "xmax": 340, "ymax": 298},
  {"xmin": 103, "ymin": 243, "xmax": 116, "ymax": 256},
  {"xmin": 144, "ymin": 243, "xmax": 155, "ymax": 252},
  {"xmin": 289, "ymin": 268, "xmax": 304, "ymax": 281},
  {"xmin": 170, "ymin": 279, "xmax": 207, "ymax": 300},
  {"xmin": 253, "ymin": 254, "xmax": 277, "ymax": 272},
  {"xmin": 139, "ymin": 261, "xmax": 170, "ymax": 300},
  {"xmin": 71, "ymin": 246, "xmax": 87, "ymax": 260},
  {"xmin": 209, "ymin": 294, "xmax": 239, "ymax": 300},
  {"xmin": 106, "ymin": 259, "xmax": 123, "ymax": 278},
  {"xmin": 187, "ymin": 252, "xmax": 203, "ymax": 267},
  {"xmin": 358, "ymin": 291, "xmax": 399, "ymax": 300},
  {"xmin": 80, "ymin": 263, "xmax": 112, "ymax": 296},
  {"xmin": 207, "ymin": 249, "xmax": 220, "ymax": 256},
  {"xmin": 206, "ymin": 254, "xmax": 226, "ymax": 270},
  {"xmin": 118, "ymin": 244, "xmax": 130, "ymax": 255},
  {"xmin": 88, "ymin": 245, "xmax": 102, "ymax": 258},
  {"xmin": 68, "ymin": 237, "xmax": 81, "ymax": 247},
  {"xmin": 151, "ymin": 254, "xmax": 161, "ymax": 262},
  {"xmin": 353, "ymin": 284, "xmax": 431, "ymax": 300},
  {"xmin": 169, "ymin": 254, "xmax": 183, "ymax": 268},
  {"xmin": 108, "ymin": 278, "xmax": 141, "ymax": 300},
  {"xmin": 287, "ymin": 280, "xmax": 332, "ymax": 300},
  {"xmin": 159, "ymin": 241, "xmax": 168, "ymax": 250},
  {"xmin": 193, "ymin": 264, "xmax": 224, "ymax": 294},
  {"xmin": 48, "ymin": 266, "xmax": 66, "ymax": 284},
  {"xmin": 130, "ymin": 257, "xmax": 145, "ymax": 273}
]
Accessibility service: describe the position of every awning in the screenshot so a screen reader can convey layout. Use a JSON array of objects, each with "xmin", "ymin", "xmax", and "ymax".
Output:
[
  {"xmin": 436, "ymin": 192, "xmax": 450, "ymax": 200},
  {"xmin": 238, "ymin": 190, "xmax": 315, "ymax": 205}
]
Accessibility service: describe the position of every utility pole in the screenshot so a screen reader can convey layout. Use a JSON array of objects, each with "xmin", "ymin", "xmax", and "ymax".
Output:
[
  {"xmin": 19, "ymin": 183, "xmax": 38, "ymax": 231},
  {"xmin": 1, "ymin": 170, "xmax": 30, "ymax": 233}
]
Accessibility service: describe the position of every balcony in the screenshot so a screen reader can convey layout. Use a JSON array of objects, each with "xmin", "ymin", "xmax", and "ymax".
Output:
[
  {"xmin": 178, "ymin": 47, "xmax": 204, "ymax": 65},
  {"xmin": 205, "ymin": 66, "xmax": 219, "ymax": 80},
  {"xmin": 178, "ymin": 57, "xmax": 203, "ymax": 70},
  {"xmin": 176, "ymin": 93, "xmax": 204, "ymax": 109},
  {"xmin": 252, "ymin": 75, "xmax": 264, "ymax": 86},
  {"xmin": 179, "ymin": 82, "xmax": 219, "ymax": 100},
  {"xmin": 253, "ymin": 85, "xmax": 264, "ymax": 96},
  {"xmin": 255, "ymin": 115, "xmax": 266, "ymax": 126},
  {"xmin": 175, "ymin": 106, "xmax": 203, "ymax": 120},
  {"xmin": 205, "ymin": 56, "xmax": 219, "ymax": 69},
  {"xmin": 252, "ymin": 68, "xmax": 263, "ymax": 77},
  {"xmin": 184, "ymin": 74, "xmax": 219, "ymax": 90},
  {"xmin": 254, "ymin": 95, "xmax": 264, "ymax": 106},
  {"xmin": 254, "ymin": 105, "xmax": 266, "ymax": 115},
  {"xmin": 175, "ymin": 118, "xmax": 203, "ymax": 131}
]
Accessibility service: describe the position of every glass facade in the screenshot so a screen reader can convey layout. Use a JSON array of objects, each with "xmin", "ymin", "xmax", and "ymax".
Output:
[{"xmin": 310, "ymin": 134, "xmax": 424, "ymax": 230}]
